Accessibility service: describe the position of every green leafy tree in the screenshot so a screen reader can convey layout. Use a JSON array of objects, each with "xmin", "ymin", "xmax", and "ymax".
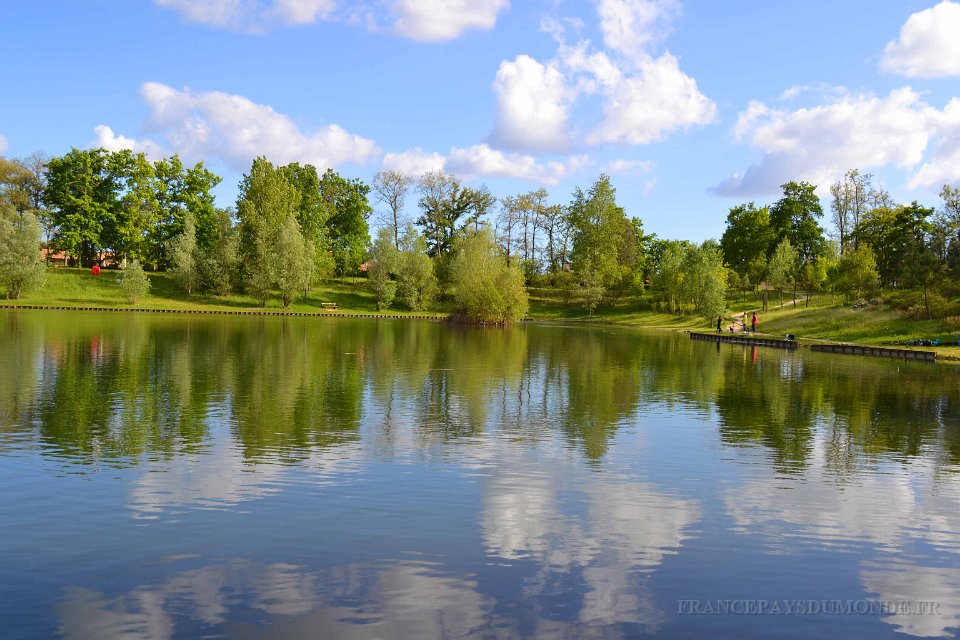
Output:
[
  {"xmin": 834, "ymin": 244, "xmax": 880, "ymax": 301},
  {"xmin": 106, "ymin": 150, "xmax": 158, "ymax": 265},
  {"xmin": 274, "ymin": 212, "xmax": 312, "ymax": 308},
  {"xmin": 197, "ymin": 208, "xmax": 238, "ymax": 296},
  {"xmin": 151, "ymin": 155, "xmax": 220, "ymax": 269},
  {"xmin": 450, "ymin": 227, "xmax": 528, "ymax": 323},
  {"xmin": 394, "ymin": 224, "xmax": 437, "ymax": 311},
  {"xmin": 0, "ymin": 208, "xmax": 46, "ymax": 299},
  {"xmin": 568, "ymin": 175, "xmax": 629, "ymax": 306},
  {"xmin": 415, "ymin": 171, "xmax": 485, "ymax": 258},
  {"xmin": 651, "ymin": 240, "xmax": 686, "ymax": 313},
  {"xmin": 319, "ymin": 168, "xmax": 371, "ymax": 275},
  {"xmin": 682, "ymin": 240, "xmax": 727, "ymax": 321},
  {"xmin": 120, "ymin": 259, "xmax": 151, "ymax": 304},
  {"xmin": 367, "ymin": 227, "xmax": 398, "ymax": 311},
  {"xmin": 770, "ymin": 181, "xmax": 826, "ymax": 263},
  {"xmin": 43, "ymin": 148, "xmax": 118, "ymax": 266},
  {"xmin": 237, "ymin": 158, "xmax": 301, "ymax": 306},
  {"xmin": 768, "ymin": 238, "xmax": 798, "ymax": 306},
  {"xmin": 720, "ymin": 203, "xmax": 774, "ymax": 275},
  {"xmin": 168, "ymin": 211, "xmax": 198, "ymax": 295}
]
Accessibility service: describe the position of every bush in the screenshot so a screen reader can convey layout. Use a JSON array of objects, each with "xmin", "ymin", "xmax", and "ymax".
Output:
[
  {"xmin": 120, "ymin": 260, "xmax": 151, "ymax": 304},
  {"xmin": 450, "ymin": 228, "xmax": 528, "ymax": 323}
]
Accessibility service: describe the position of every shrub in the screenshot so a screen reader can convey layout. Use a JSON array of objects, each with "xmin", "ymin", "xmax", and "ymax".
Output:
[{"xmin": 120, "ymin": 260, "xmax": 151, "ymax": 304}]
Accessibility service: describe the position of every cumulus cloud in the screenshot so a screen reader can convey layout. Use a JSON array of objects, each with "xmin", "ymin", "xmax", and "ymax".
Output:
[
  {"xmin": 390, "ymin": 0, "xmax": 509, "ymax": 41},
  {"xmin": 153, "ymin": 0, "xmax": 336, "ymax": 32},
  {"xmin": 715, "ymin": 88, "xmax": 941, "ymax": 197},
  {"xmin": 597, "ymin": 0, "xmax": 679, "ymax": 65},
  {"xmin": 909, "ymin": 97, "xmax": 960, "ymax": 188},
  {"xmin": 137, "ymin": 81, "xmax": 380, "ymax": 170},
  {"xmin": 90, "ymin": 125, "xmax": 165, "ymax": 159},
  {"xmin": 588, "ymin": 53, "xmax": 716, "ymax": 145},
  {"xmin": 881, "ymin": 1, "xmax": 960, "ymax": 78},
  {"xmin": 489, "ymin": 55, "xmax": 575, "ymax": 152},
  {"xmin": 382, "ymin": 144, "xmax": 588, "ymax": 184},
  {"xmin": 489, "ymin": 0, "xmax": 714, "ymax": 152}
]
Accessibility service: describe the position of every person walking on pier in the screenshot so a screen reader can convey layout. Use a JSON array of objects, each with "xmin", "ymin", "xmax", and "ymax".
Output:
[
  {"xmin": 751, "ymin": 312, "xmax": 758, "ymax": 333},
  {"xmin": 717, "ymin": 315, "xmax": 723, "ymax": 334}
]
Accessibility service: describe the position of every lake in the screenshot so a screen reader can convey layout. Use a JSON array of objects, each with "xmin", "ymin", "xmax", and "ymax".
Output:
[{"xmin": 1, "ymin": 310, "xmax": 958, "ymax": 639}]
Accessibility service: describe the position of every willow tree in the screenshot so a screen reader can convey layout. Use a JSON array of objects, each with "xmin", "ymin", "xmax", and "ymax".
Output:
[{"xmin": 450, "ymin": 228, "xmax": 528, "ymax": 323}]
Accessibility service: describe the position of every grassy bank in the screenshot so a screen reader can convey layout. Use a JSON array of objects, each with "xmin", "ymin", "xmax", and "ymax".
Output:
[
  {"xmin": 0, "ymin": 267, "xmax": 448, "ymax": 317},
  {"xmin": 5, "ymin": 267, "xmax": 960, "ymax": 360}
]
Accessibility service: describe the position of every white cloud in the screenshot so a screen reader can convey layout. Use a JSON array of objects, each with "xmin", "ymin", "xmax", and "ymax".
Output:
[
  {"xmin": 597, "ymin": 0, "xmax": 679, "ymax": 65},
  {"xmin": 603, "ymin": 158, "xmax": 654, "ymax": 174},
  {"xmin": 587, "ymin": 53, "xmax": 716, "ymax": 145},
  {"xmin": 0, "ymin": 134, "xmax": 7, "ymax": 154},
  {"xmin": 138, "ymin": 82, "xmax": 380, "ymax": 170},
  {"xmin": 390, "ymin": 0, "xmax": 509, "ymax": 41},
  {"xmin": 153, "ymin": 0, "xmax": 509, "ymax": 39},
  {"xmin": 909, "ymin": 97, "xmax": 960, "ymax": 188},
  {"xmin": 153, "ymin": 0, "xmax": 336, "ymax": 31},
  {"xmin": 490, "ymin": 55, "xmax": 575, "ymax": 152},
  {"xmin": 381, "ymin": 148, "xmax": 447, "ymax": 177},
  {"xmin": 90, "ymin": 125, "xmax": 165, "ymax": 159},
  {"xmin": 382, "ymin": 144, "xmax": 588, "ymax": 184},
  {"xmin": 881, "ymin": 1, "xmax": 960, "ymax": 78},
  {"xmin": 489, "ymin": 0, "xmax": 714, "ymax": 152},
  {"xmin": 446, "ymin": 144, "xmax": 588, "ymax": 183},
  {"xmin": 715, "ymin": 88, "xmax": 940, "ymax": 197}
]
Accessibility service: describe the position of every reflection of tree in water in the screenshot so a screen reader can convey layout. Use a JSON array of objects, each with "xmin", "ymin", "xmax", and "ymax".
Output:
[
  {"xmin": 227, "ymin": 318, "xmax": 368, "ymax": 461},
  {"xmin": 714, "ymin": 348, "xmax": 960, "ymax": 469},
  {"xmin": 27, "ymin": 314, "xmax": 221, "ymax": 465}
]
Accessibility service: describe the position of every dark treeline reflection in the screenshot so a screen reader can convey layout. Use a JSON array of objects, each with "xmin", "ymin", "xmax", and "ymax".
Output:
[{"xmin": 1, "ymin": 311, "xmax": 958, "ymax": 468}]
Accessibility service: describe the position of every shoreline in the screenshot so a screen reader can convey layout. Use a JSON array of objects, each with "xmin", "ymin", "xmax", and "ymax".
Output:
[{"xmin": 4, "ymin": 302, "xmax": 955, "ymax": 363}]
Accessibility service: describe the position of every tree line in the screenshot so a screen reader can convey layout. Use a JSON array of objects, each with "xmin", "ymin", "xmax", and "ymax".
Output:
[{"xmin": 3, "ymin": 147, "xmax": 960, "ymax": 323}]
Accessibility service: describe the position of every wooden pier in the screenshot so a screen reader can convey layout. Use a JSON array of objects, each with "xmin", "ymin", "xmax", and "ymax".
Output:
[
  {"xmin": 689, "ymin": 332, "xmax": 798, "ymax": 349},
  {"xmin": 689, "ymin": 331, "xmax": 936, "ymax": 362},
  {"xmin": 808, "ymin": 343, "xmax": 935, "ymax": 362}
]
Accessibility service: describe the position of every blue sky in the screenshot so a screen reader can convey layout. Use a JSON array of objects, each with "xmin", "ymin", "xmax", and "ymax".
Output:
[{"xmin": 2, "ymin": 0, "xmax": 959, "ymax": 241}]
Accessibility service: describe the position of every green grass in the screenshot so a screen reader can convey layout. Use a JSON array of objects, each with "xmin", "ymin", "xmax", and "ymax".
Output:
[
  {"xmin": 7, "ymin": 268, "xmax": 960, "ymax": 360},
  {"xmin": 0, "ymin": 268, "xmax": 449, "ymax": 317}
]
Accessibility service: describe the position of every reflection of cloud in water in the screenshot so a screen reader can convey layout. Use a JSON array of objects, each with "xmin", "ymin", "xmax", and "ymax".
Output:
[
  {"xmin": 860, "ymin": 559, "xmax": 960, "ymax": 638},
  {"xmin": 724, "ymin": 441, "xmax": 960, "ymax": 555},
  {"xmin": 56, "ymin": 559, "xmax": 494, "ymax": 640},
  {"xmin": 129, "ymin": 436, "xmax": 364, "ymax": 516},
  {"xmin": 481, "ymin": 449, "xmax": 700, "ymax": 630}
]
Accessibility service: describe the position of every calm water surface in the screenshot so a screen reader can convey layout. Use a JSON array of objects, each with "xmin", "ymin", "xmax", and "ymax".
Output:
[{"xmin": 1, "ymin": 310, "xmax": 959, "ymax": 639}]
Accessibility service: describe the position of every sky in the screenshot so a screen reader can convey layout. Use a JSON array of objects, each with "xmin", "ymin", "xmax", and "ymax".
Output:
[{"xmin": 2, "ymin": 0, "xmax": 960, "ymax": 241}]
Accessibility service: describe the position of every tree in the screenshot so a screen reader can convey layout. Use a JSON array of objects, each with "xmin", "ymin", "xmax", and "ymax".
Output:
[
  {"xmin": 151, "ymin": 155, "xmax": 220, "ymax": 269},
  {"xmin": 568, "ymin": 175, "xmax": 629, "ymax": 304},
  {"xmin": 237, "ymin": 158, "xmax": 301, "ymax": 306},
  {"xmin": 43, "ymin": 148, "xmax": 117, "ymax": 266},
  {"xmin": 168, "ymin": 211, "xmax": 198, "ymax": 295},
  {"xmin": 770, "ymin": 181, "xmax": 826, "ymax": 264},
  {"xmin": 367, "ymin": 227, "xmax": 398, "ymax": 311},
  {"xmin": 682, "ymin": 241, "xmax": 727, "ymax": 321},
  {"xmin": 319, "ymin": 168, "xmax": 372, "ymax": 275},
  {"xmin": 274, "ymin": 212, "xmax": 312, "ymax": 308},
  {"xmin": 372, "ymin": 169, "xmax": 413, "ymax": 249},
  {"xmin": 720, "ymin": 203, "xmax": 773, "ymax": 275},
  {"xmin": 415, "ymin": 171, "xmax": 480, "ymax": 258},
  {"xmin": 651, "ymin": 240, "xmax": 686, "ymax": 313},
  {"xmin": 829, "ymin": 169, "xmax": 872, "ymax": 255},
  {"xmin": 855, "ymin": 202, "xmax": 934, "ymax": 287},
  {"xmin": 394, "ymin": 224, "xmax": 437, "ymax": 311},
  {"xmin": 120, "ymin": 260, "xmax": 150, "ymax": 304},
  {"xmin": 834, "ymin": 245, "xmax": 879, "ymax": 301},
  {"xmin": 767, "ymin": 238, "xmax": 798, "ymax": 306},
  {"xmin": 198, "ymin": 208, "xmax": 238, "ymax": 296},
  {"xmin": 0, "ymin": 208, "xmax": 46, "ymax": 299},
  {"xmin": 450, "ymin": 227, "xmax": 528, "ymax": 323},
  {"xmin": 107, "ymin": 149, "xmax": 158, "ymax": 265}
]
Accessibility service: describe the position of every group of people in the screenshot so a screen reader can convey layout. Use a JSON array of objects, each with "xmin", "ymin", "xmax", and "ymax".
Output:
[{"xmin": 717, "ymin": 312, "xmax": 758, "ymax": 334}]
